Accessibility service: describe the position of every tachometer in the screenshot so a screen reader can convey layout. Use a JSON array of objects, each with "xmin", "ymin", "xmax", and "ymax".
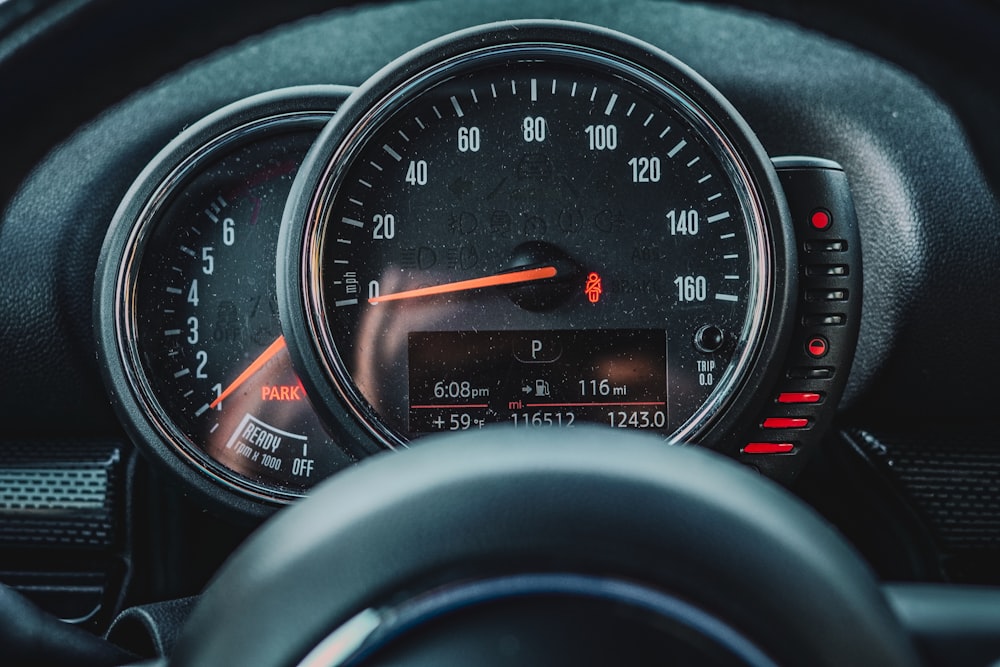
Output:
[
  {"xmin": 280, "ymin": 22, "xmax": 795, "ymax": 452},
  {"xmin": 97, "ymin": 86, "xmax": 355, "ymax": 515}
]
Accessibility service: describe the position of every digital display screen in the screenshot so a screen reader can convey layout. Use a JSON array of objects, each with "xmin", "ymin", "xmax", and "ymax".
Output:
[{"xmin": 408, "ymin": 330, "xmax": 668, "ymax": 433}]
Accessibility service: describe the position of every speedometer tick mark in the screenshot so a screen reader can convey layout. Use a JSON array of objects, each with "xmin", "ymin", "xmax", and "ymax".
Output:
[
  {"xmin": 179, "ymin": 245, "xmax": 196, "ymax": 257},
  {"xmin": 369, "ymin": 161, "xmax": 383, "ymax": 172},
  {"xmin": 530, "ymin": 78, "xmax": 537, "ymax": 101},
  {"xmin": 725, "ymin": 275, "xmax": 740, "ymax": 280},
  {"xmin": 659, "ymin": 126, "xmax": 672, "ymax": 139},
  {"xmin": 604, "ymin": 93, "xmax": 618, "ymax": 115},
  {"xmin": 723, "ymin": 254, "xmax": 739, "ymax": 260},
  {"xmin": 551, "ymin": 79, "xmax": 557, "ymax": 94},
  {"xmin": 183, "ymin": 390, "xmax": 194, "ymax": 398},
  {"xmin": 668, "ymin": 139, "xmax": 687, "ymax": 157},
  {"xmin": 398, "ymin": 130, "xmax": 410, "ymax": 142},
  {"xmin": 491, "ymin": 83, "xmax": 497, "ymax": 98},
  {"xmin": 450, "ymin": 96, "xmax": 464, "ymax": 117},
  {"xmin": 470, "ymin": 88, "xmax": 479, "ymax": 104},
  {"xmin": 342, "ymin": 217, "xmax": 365, "ymax": 228},
  {"xmin": 720, "ymin": 233, "xmax": 736, "ymax": 240},
  {"xmin": 383, "ymin": 144, "xmax": 403, "ymax": 161},
  {"xmin": 432, "ymin": 106, "xmax": 442, "ymax": 119},
  {"xmin": 164, "ymin": 328, "xmax": 182, "ymax": 335},
  {"xmin": 590, "ymin": 86, "xmax": 598, "ymax": 102},
  {"xmin": 335, "ymin": 299, "xmax": 359, "ymax": 307},
  {"xmin": 415, "ymin": 117, "xmax": 425, "ymax": 130},
  {"xmin": 174, "ymin": 368, "xmax": 190, "ymax": 378},
  {"xmin": 210, "ymin": 423, "xmax": 219, "ymax": 433},
  {"xmin": 571, "ymin": 82, "xmax": 578, "ymax": 97},
  {"xmin": 511, "ymin": 80, "xmax": 517, "ymax": 95},
  {"xmin": 337, "ymin": 238, "xmax": 351, "ymax": 245},
  {"xmin": 194, "ymin": 404, "xmax": 210, "ymax": 417},
  {"xmin": 190, "ymin": 227, "xmax": 201, "ymax": 235},
  {"xmin": 707, "ymin": 212, "xmax": 731, "ymax": 223},
  {"xmin": 358, "ymin": 179, "xmax": 372, "ymax": 188},
  {"xmin": 165, "ymin": 287, "xmax": 182, "ymax": 295},
  {"xmin": 715, "ymin": 294, "xmax": 739, "ymax": 302},
  {"xmin": 644, "ymin": 113, "xmax": 654, "ymax": 127},
  {"xmin": 349, "ymin": 198, "xmax": 364, "ymax": 207},
  {"xmin": 686, "ymin": 156, "xmax": 700, "ymax": 167},
  {"xmin": 707, "ymin": 193, "xmax": 722, "ymax": 202},
  {"xmin": 698, "ymin": 174, "xmax": 712, "ymax": 183},
  {"xmin": 626, "ymin": 102, "xmax": 636, "ymax": 116}
]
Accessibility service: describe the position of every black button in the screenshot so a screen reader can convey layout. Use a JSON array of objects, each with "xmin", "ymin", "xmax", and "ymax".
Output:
[
  {"xmin": 787, "ymin": 366, "xmax": 834, "ymax": 379},
  {"xmin": 805, "ymin": 264, "xmax": 848, "ymax": 277},
  {"xmin": 801, "ymin": 314, "xmax": 845, "ymax": 326},
  {"xmin": 693, "ymin": 325, "xmax": 726, "ymax": 353},
  {"xmin": 805, "ymin": 288, "xmax": 848, "ymax": 302},
  {"xmin": 804, "ymin": 240, "xmax": 847, "ymax": 253}
]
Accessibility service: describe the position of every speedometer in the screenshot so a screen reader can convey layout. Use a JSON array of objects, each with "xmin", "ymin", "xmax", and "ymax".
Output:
[{"xmin": 280, "ymin": 21, "xmax": 796, "ymax": 452}]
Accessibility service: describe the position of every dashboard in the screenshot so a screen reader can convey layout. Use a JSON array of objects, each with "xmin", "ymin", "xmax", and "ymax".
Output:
[{"xmin": 1, "ymin": 0, "xmax": 1000, "ymax": 665}]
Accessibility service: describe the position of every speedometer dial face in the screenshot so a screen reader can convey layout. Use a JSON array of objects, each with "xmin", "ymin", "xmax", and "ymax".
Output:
[
  {"xmin": 100, "ymin": 87, "xmax": 356, "ymax": 512},
  {"xmin": 282, "ymin": 23, "xmax": 789, "ymax": 450}
]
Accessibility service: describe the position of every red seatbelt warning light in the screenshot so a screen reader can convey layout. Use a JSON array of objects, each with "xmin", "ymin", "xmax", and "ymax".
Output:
[{"xmin": 585, "ymin": 272, "xmax": 603, "ymax": 303}]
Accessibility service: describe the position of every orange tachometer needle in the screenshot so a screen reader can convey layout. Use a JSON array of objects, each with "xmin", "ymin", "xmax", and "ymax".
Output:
[
  {"xmin": 209, "ymin": 335, "xmax": 287, "ymax": 409},
  {"xmin": 368, "ymin": 265, "xmax": 558, "ymax": 304}
]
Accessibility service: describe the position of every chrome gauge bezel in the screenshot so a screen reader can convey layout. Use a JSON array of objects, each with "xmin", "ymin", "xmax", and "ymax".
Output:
[
  {"xmin": 281, "ymin": 21, "xmax": 794, "ymax": 453},
  {"xmin": 96, "ymin": 86, "xmax": 353, "ymax": 517}
]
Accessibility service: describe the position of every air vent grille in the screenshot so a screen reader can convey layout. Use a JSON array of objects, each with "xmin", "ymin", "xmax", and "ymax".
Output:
[
  {"xmin": 0, "ymin": 442, "xmax": 124, "ymax": 549},
  {"xmin": 0, "ymin": 468, "xmax": 108, "ymax": 511}
]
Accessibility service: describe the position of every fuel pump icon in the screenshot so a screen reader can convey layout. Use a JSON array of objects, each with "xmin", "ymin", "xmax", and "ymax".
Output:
[{"xmin": 535, "ymin": 379, "xmax": 550, "ymax": 397}]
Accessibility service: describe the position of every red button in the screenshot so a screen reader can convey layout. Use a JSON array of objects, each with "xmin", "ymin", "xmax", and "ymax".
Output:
[
  {"xmin": 743, "ymin": 442, "xmax": 796, "ymax": 454},
  {"xmin": 810, "ymin": 208, "xmax": 832, "ymax": 230},
  {"xmin": 806, "ymin": 337, "xmax": 829, "ymax": 358},
  {"xmin": 762, "ymin": 417, "xmax": 809, "ymax": 429},
  {"xmin": 778, "ymin": 392, "xmax": 822, "ymax": 404}
]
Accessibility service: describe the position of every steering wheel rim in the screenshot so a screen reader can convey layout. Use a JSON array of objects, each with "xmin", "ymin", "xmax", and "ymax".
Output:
[{"xmin": 169, "ymin": 426, "xmax": 919, "ymax": 666}]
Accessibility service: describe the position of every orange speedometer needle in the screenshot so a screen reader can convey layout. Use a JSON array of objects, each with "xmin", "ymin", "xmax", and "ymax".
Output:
[
  {"xmin": 368, "ymin": 265, "xmax": 558, "ymax": 304},
  {"xmin": 209, "ymin": 335, "xmax": 287, "ymax": 409}
]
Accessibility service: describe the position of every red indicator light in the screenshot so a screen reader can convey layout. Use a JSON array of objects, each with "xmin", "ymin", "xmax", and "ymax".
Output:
[
  {"xmin": 806, "ymin": 336, "xmax": 829, "ymax": 358},
  {"xmin": 743, "ymin": 442, "xmax": 796, "ymax": 455},
  {"xmin": 777, "ymin": 392, "xmax": 822, "ymax": 404},
  {"xmin": 810, "ymin": 208, "xmax": 832, "ymax": 230},
  {"xmin": 762, "ymin": 417, "xmax": 809, "ymax": 429},
  {"xmin": 585, "ymin": 272, "xmax": 603, "ymax": 303}
]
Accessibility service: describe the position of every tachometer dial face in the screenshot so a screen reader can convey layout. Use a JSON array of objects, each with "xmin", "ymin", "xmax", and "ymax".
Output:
[
  {"xmin": 281, "ymin": 24, "xmax": 791, "ymax": 451},
  {"xmin": 100, "ymin": 87, "xmax": 355, "ymax": 512}
]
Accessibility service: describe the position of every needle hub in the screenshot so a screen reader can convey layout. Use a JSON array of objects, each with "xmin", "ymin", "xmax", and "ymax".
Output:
[{"xmin": 503, "ymin": 241, "xmax": 582, "ymax": 311}]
